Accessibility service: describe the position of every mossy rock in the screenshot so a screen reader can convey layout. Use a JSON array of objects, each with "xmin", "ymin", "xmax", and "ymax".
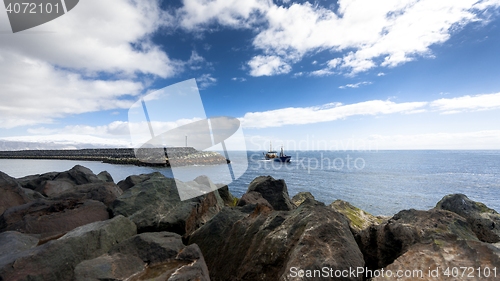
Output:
[{"xmin": 330, "ymin": 199, "xmax": 385, "ymax": 233}]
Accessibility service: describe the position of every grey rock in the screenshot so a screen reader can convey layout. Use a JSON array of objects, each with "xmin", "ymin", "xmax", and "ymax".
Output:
[
  {"xmin": 51, "ymin": 165, "xmax": 102, "ymax": 185},
  {"xmin": 189, "ymin": 198, "xmax": 363, "ymax": 281},
  {"xmin": 216, "ymin": 184, "xmax": 238, "ymax": 206},
  {"xmin": 0, "ymin": 231, "xmax": 39, "ymax": 255},
  {"xmin": 97, "ymin": 171, "xmax": 114, "ymax": 183},
  {"xmin": 169, "ymin": 244, "xmax": 210, "ymax": 281},
  {"xmin": 0, "ymin": 215, "xmax": 137, "ymax": 281},
  {"xmin": 74, "ymin": 253, "xmax": 145, "ymax": 281},
  {"xmin": 0, "ymin": 171, "xmax": 31, "ymax": 215},
  {"xmin": 53, "ymin": 182, "xmax": 123, "ymax": 207},
  {"xmin": 436, "ymin": 193, "xmax": 500, "ymax": 243},
  {"xmin": 112, "ymin": 174, "xmax": 223, "ymax": 236},
  {"xmin": 117, "ymin": 172, "xmax": 164, "ymax": 192},
  {"xmin": 357, "ymin": 208, "xmax": 478, "ymax": 271},
  {"xmin": 372, "ymin": 240, "xmax": 500, "ymax": 281},
  {"xmin": 16, "ymin": 172, "xmax": 58, "ymax": 191},
  {"xmin": 330, "ymin": 199, "xmax": 385, "ymax": 235},
  {"xmin": 247, "ymin": 176, "xmax": 296, "ymax": 211},
  {"xmin": 109, "ymin": 232, "xmax": 185, "ymax": 264},
  {"xmin": 291, "ymin": 191, "xmax": 315, "ymax": 207},
  {"xmin": 0, "ymin": 198, "xmax": 109, "ymax": 240},
  {"xmin": 237, "ymin": 191, "xmax": 273, "ymax": 210}
]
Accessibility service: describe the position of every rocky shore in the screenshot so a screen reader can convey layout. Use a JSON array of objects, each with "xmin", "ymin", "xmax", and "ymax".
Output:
[
  {"xmin": 1, "ymin": 165, "xmax": 499, "ymax": 280},
  {"xmin": 0, "ymin": 147, "xmax": 229, "ymax": 167}
]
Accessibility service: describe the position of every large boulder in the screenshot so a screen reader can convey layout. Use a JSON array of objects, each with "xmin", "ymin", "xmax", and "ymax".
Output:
[
  {"xmin": 330, "ymin": 199, "xmax": 385, "ymax": 235},
  {"xmin": 111, "ymin": 173, "xmax": 224, "ymax": 235},
  {"xmin": 237, "ymin": 191, "xmax": 273, "ymax": 210},
  {"xmin": 436, "ymin": 193, "xmax": 500, "ymax": 243},
  {"xmin": 357, "ymin": 208, "xmax": 478, "ymax": 272},
  {"xmin": 246, "ymin": 176, "xmax": 296, "ymax": 211},
  {"xmin": 0, "ymin": 171, "xmax": 31, "ymax": 215},
  {"xmin": 0, "ymin": 198, "xmax": 109, "ymax": 240},
  {"xmin": 0, "ymin": 231, "xmax": 39, "ymax": 264},
  {"xmin": 372, "ymin": 239, "xmax": 500, "ymax": 281},
  {"xmin": 189, "ymin": 198, "xmax": 364, "ymax": 281},
  {"xmin": 291, "ymin": 191, "xmax": 315, "ymax": 207},
  {"xmin": 0, "ymin": 215, "xmax": 137, "ymax": 281},
  {"xmin": 75, "ymin": 233, "xmax": 210, "ymax": 281},
  {"xmin": 117, "ymin": 172, "xmax": 163, "ymax": 192},
  {"xmin": 16, "ymin": 166, "xmax": 116, "ymax": 202},
  {"xmin": 216, "ymin": 184, "xmax": 238, "ymax": 206},
  {"xmin": 16, "ymin": 171, "xmax": 59, "ymax": 191},
  {"xmin": 97, "ymin": 171, "xmax": 114, "ymax": 183},
  {"xmin": 108, "ymin": 232, "xmax": 185, "ymax": 264},
  {"xmin": 52, "ymin": 182, "xmax": 123, "ymax": 207},
  {"xmin": 50, "ymin": 165, "xmax": 102, "ymax": 185},
  {"xmin": 168, "ymin": 244, "xmax": 210, "ymax": 281},
  {"xmin": 74, "ymin": 253, "xmax": 145, "ymax": 281}
]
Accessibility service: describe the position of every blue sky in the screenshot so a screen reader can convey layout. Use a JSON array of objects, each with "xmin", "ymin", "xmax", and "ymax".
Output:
[{"xmin": 1, "ymin": 0, "xmax": 500, "ymax": 150}]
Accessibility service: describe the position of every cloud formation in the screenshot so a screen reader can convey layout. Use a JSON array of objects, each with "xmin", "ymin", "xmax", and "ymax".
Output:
[
  {"xmin": 177, "ymin": 0, "xmax": 500, "ymax": 76},
  {"xmin": 339, "ymin": 81, "xmax": 372, "ymax": 89},
  {"xmin": 240, "ymin": 100, "xmax": 428, "ymax": 128},
  {"xmin": 240, "ymin": 91, "xmax": 500, "ymax": 129},
  {"xmin": 0, "ymin": 0, "xmax": 176, "ymax": 128},
  {"xmin": 430, "ymin": 92, "xmax": 500, "ymax": 114}
]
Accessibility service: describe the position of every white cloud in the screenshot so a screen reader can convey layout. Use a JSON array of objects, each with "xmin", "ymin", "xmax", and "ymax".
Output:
[
  {"xmin": 0, "ymin": 52, "xmax": 142, "ymax": 128},
  {"xmin": 0, "ymin": 0, "xmax": 181, "ymax": 129},
  {"xmin": 1, "ymin": 0, "xmax": 177, "ymax": 77},
  {"xmin": 240, "ymin": 100, "xmax": 427, "ymax": 128},
  {"xmin": 197, "ymin": 73, "xmax": 217, "ymax": 89},
  {"xmin": 239, "ymin": 91, "xmax": 500, "ymax": 129},
  {"xmin": 377, "ymin": 72, "xmax": 386, "ymax": 76},
  {"xmin": 310, "ymin": 69, "xmax": 335, "ymax": 77},
  {"xmin": 431, "ymin": 92, "xmax": 500, "ymax": 113},
  {"xmin": 177, "ymin": 0, "xmax": 270, "ymax": 29},
  {"xmin": 181, "ymin": 0, "xmax": 500, "ymax": 76},
  {"xmin": 339, "ymin": 81, "xmax": 372, "ymax": 89},
  {"xmin": 231, "ymin": 77, "xmax": 247, "ymax": 82},
  {"xmin": 248, "ymin": 55, "xmax": 292, "ymax": 76}
]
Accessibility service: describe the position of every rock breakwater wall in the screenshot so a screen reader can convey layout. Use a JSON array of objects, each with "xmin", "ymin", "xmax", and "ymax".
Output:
[
  {"xmin": 0, "ymin": 147, "xmax": 229, "ymax": 167},
  {"xmin": 1, "ymin": 166, "xmax": 499, "ymax": 280}
]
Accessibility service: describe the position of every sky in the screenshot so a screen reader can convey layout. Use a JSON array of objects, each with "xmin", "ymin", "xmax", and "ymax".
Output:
[{"xmin": 1, "ymin": 0, "xmax": 500, "ymax": 150}]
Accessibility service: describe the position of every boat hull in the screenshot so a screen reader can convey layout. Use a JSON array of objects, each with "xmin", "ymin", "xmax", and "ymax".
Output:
[{"xmin": 274, "ymin": 156, "xmax": 291, "ymax": 162}]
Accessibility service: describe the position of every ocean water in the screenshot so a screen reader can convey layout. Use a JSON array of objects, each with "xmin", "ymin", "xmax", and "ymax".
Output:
[{"xmin": 1, "ymin": 150, "xmax": 499, "ymax": 216}]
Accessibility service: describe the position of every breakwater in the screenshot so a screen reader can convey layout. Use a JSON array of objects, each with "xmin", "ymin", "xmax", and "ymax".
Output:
[{"xmin": 0, "ymin": 147, "xmax": 229, "ymax": 167}]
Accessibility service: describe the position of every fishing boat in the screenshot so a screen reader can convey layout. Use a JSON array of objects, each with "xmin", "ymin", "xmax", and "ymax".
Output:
[
  {"xmin": 276, "ymin": 146, "xmax": 291, "ymax": 162},
  {"xmin": 264, "ymin": 142, "xmax": 278, "ymax": 160},
  {"xmin": 264, "ymin": 142, "xmax": 291, "ymax": 162}
]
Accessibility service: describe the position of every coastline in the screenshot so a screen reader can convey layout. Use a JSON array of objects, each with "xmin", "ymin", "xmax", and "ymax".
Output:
[{"xmin": 1, "ymin": 165, "xmax": 499, "ymax": 280}]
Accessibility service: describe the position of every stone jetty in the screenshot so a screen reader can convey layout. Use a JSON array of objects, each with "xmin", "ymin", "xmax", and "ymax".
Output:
[
  {"xmin": 1, "ymin": 166, "xmax": 499, "ymax": 280},
  {"xmin": 0, "ymin": 147, "xmax": 229, "ymax": 167}
]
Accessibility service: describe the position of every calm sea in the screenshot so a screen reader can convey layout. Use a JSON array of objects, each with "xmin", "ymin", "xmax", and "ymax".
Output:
[{"xmin": 1, "ymin": 150, "xmax": 499, "ymax": 216}]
